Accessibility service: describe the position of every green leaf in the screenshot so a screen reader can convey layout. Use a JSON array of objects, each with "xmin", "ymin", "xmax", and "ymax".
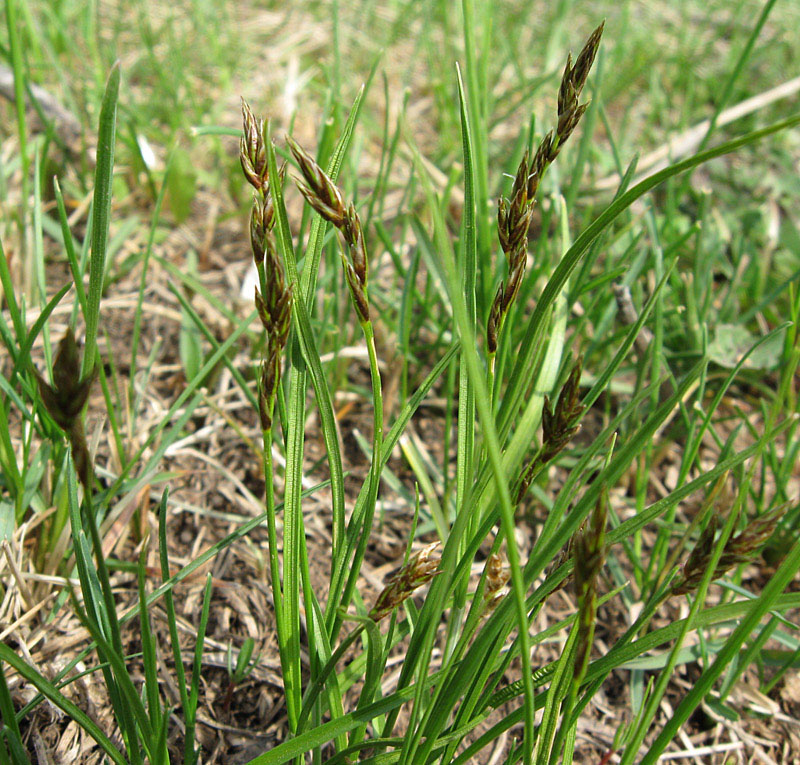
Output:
[
  {"xmin": 83, "ymin": 62, "xmax": 120, "ymax": 378},
  {"xmin": 705, "ymin": 697, "xmax": 740, "ymax": 722},
  {"xmin": 179, "ymin": 252, "xmax": 204, "ymax": 381},
  {"xmin": 708, "ymin": 324, "xmax": 785, "ymax": 369},
  {"xmin": 0, "ymin": 501, "xmax": 14, "ymax": 541}
]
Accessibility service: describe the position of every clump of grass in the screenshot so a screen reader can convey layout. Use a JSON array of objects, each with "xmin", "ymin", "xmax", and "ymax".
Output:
[{"xmin": 2, "ymin": 7, "xmax": 800, "ymax": 765}]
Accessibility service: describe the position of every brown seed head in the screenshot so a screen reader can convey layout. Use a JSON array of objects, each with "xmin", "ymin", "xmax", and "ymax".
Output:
[
  {"xmin": 35, "ymin": 328, "xmax": 96, "ymax": 430},
  {"xmin": 571, "ymin": 22, "xmax": 605, "ymax": 96},
  {"xmin": 573, "ymin": 486, "xmax": 607, "ymax": 676},
  {"xmin": 546, "ymin": 537, "xmax": 576, "ymax": 593},
  {"xmin": 672, "ymin": 505, "xmax": 788, "ymax": 596},
  {"xmin": 34, "ymin": 328, "xmax": 97, "ymax": 493},
  {"xmin": 532, "ymin": 131, "xmax": 554, "ymax": 182},
  {"xmin": 514, "ymin": 359, "xmax": 584, "ymax": 502},
  {"xmin": 258, "ymin": 354, "xmax": 280, "ymax": 430},
  {"xmin": 482, "ymin": 553, "xmax": 511, "ymax": 615},
  {"xmin": 541, "ymin": 357, "xmax": 585, "ymax": 464},
  {"xmin": 369, "ymin": 543, "xmax": 441, "ymax": 622},
  {"xmin": 254, "ymin": 277, "xmax": 293, "ymax": 346},
  {"xmin": 502, "ymin": 258, "xmax": 526, "ymax": 312},
  {"xmin": 343, "ymin": 256, "xmax": 370, "ymax": 324},
  {"xmin": 287, "ymin": 136, "xmax": 372, "ymax": 324},
  {"xmin": 240, "ymin": 100, "xmax": 268, "ymax": 191},
  {"xmin": 497, "ymin": 151, "xmax": 535, "ymax": 258},
  {"xmin": 343, "ymin": 203, "xmax": 368, "ymax": 285},
  {"xmin": 514, "ymin": 457, "xmax": 538, "ymax": 505},
  {"xmin": 554, "ymin": 23, "xmax": 603, "ymax": 148},
  {"xmin": 558, "ymin": 56, "xmax": 577, "ymax": 119},
  {"xmin": 487, "ymin": 284, "xmax": 504, "ymax": 355},
  {"xmin": 497, "ymin": 197, "xmax": 510, "ymax": 252},
  {"xmin": 556, "ymin": 102, "xmax": 589, "ymax": 147},
  {"xmin": 249, "ymin": 196, "xmax": 275, "ymax": 265},
  {"xmin": 574, "ymin": 489, "xmax": 607, "ymax": 595},
  {"xmin": 287, "ymin": 135, "xmax": 347, "ymax": 227}
]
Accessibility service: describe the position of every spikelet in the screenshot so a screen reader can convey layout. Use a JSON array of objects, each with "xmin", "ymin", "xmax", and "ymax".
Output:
[
  {"xmin": 287, "ymin": 136, "xmax": 371, "ymax": 323},
  {"xmin": 671, "ymin": 505, "xmax": 787, "ymax": 596},
  {"xmin": 34, "ymin": 328, "xmax": 97, "ymax": 492},
  {"xmin": 369, "ymin": 543, "xmax": 441, "ymax": 622},
  {"xmin": 490, "ymin": 24, "xmax": 603, "ymax": 355}
]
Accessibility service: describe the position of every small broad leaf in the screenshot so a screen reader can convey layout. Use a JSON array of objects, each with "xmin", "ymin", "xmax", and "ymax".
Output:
[{"xmin": 708, "ymin": 324, "xmax": 784, "ymax": 369}]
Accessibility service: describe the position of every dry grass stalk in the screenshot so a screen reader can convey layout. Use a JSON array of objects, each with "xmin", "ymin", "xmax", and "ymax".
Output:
[
  {"xmin": 33, "ymin": 328, "xmax": 97, "ymax": 492},
  {"xmin": 671, "ymin": 505, "xmax": 787, "ymax": 596},
  {"xmin": 489, "ymin": 23, "xmax": 603, "ymax": 356},
  {"xmin": 286, "ymin": 135, "xmax": 370, "ymax": 323},
  {"xmin": 369, "ymin": 543, "xmax": 441, "ymax": 622}
]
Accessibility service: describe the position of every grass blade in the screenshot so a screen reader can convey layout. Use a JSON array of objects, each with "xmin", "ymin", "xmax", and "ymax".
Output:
[{"xmin": 82, "ymin": 62, "xmax": 120, "ymax": 378}]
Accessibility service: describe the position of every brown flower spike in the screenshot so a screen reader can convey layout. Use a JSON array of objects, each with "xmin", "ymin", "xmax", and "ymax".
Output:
[
  {"xmin": 369, "ymin": 543, "xmax": 441, "ymax": 622},
  {"xmin": 287, "ymin": 135, "xmax": 371, "ymax": 323},
  {"xmin": 241, "ymin": 104, "xmax": 294, "ymax": 431},
  {"xmin": 671, "ymin": 506, "xmax": 787, "ymax": 596},
  {"xmin": 34, "ymin": 328, "xmax": 97, "ymax": 491},
  {"xmin": 489, "ymin": 23, "xmax": 603, "ymax": 356},
  {"xmin": 240, "ymin": 99, "xmax": 269, "ymax": 192},
  {"xmin": 573, "ymin": 486, "xmax": 608, "ymax": 681},
  {"xmin": 482, "ymin": 553, "xmax": 511, "ymax": 616},
  {"xmin": 515, "ymin": 357, "xmax": 584, "ymax": 504}
]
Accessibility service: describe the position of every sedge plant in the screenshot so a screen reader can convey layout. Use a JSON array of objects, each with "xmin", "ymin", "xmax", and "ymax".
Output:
[
  {"xmin": 231, "ymin": 20, "xmax": 800, "ymax": 764},
  {"xmin": 2, "ymin": 9, "xmax": 800, "ymax": 765}
]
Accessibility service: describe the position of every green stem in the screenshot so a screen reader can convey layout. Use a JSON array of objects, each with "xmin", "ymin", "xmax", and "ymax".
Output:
[
  {"xmin": 487, "ymin": 351, "xmax": 497, "ymax": 412},
  {"xmin": 333, "ymin": 320, "xmax": 383, "ymax": 635},
  {"xmin": 261, "ymin": 420, "xmax": 285, "ymax": 634},
  {"xmin": 296, "ymin": 623, "xmax": 366, "ymax": 733}
]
